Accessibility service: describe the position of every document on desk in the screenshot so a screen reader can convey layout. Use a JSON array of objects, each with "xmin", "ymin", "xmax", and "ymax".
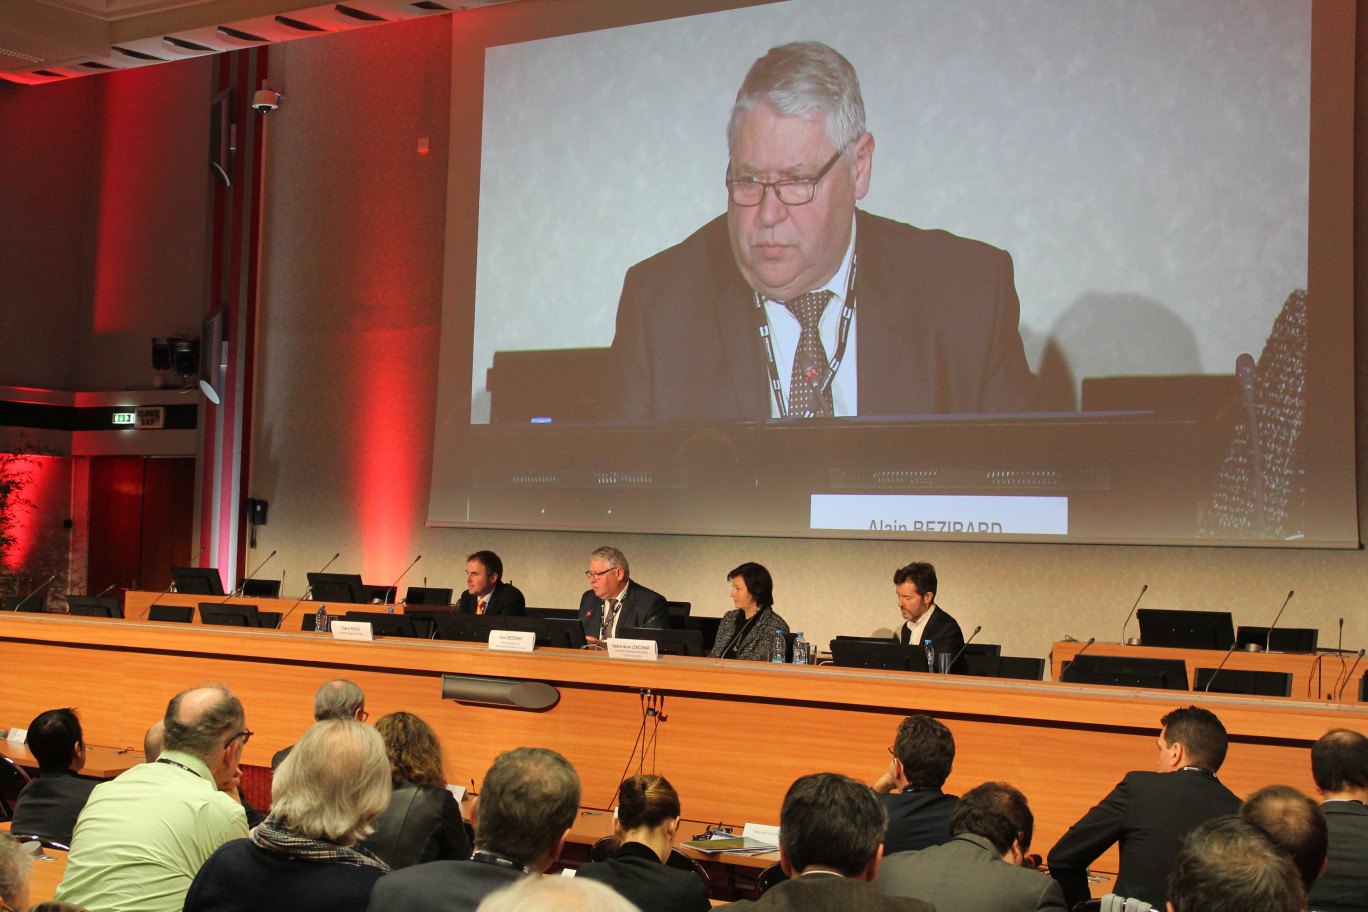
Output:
[{"xmin": 681, "ymin": 836, "xmax": 777, "ymax": 855}]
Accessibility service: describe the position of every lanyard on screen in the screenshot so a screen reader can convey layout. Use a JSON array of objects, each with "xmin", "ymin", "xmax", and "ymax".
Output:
[{"xmin": 755, "ymin": 255, "xmax": 859, "ymax": 419}]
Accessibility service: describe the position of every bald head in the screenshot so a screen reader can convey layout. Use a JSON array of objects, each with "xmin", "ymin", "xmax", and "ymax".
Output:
[
  {"xmin": 163, "ymin": 684, "xmax": 244, "ymax": 765},
  {"xmin": 143, "ymin": 719, "xmax": 165, "ymax": 761}
]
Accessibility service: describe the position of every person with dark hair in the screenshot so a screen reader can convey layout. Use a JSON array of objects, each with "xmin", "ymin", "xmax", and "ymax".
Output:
[
  {"xmin": 1308, "ymin": 728, "xmax": 1368, "ymax": 912},
  {"xmin": 575, "ymin": 774, "xmax": 709, "ymax": 912},
  {"xmin": 872, "ymin": 715, "xmax": 959, "ymax": 854},
  {"xmin": 609, "ymin": 41, "xmax": 1039, "ymax": 424},
  {"xmin": 1047, "ymin": 706, "xmax": 1241, "ymax": 910},
  {"xmin": 365, "ymin": 747, "xmax": 581, "ymax": 912},
  {"xmin": 1167, "ymin": 817, "xmax": 1303, "ymax": 912},
  {"xmin": 10, "ymin": 708, "xmax": 98, "ymax": 846},
  {"xmin": 272, "ymin": 679, "xmax": 367, "ymax": 770},
  {"xmin": 876, "ymin": 782, "xmax": 1066, "ymax": 912},
  {"xmin": 711, "ymin": 562, "xmax": 790, "ymax": 661},
  {"xmin": 725, "ymin": 773, "xmax": 934, "ymax": 911},
  {"xmin": 457, "ymin": 551, "xmax": 526, "ymax": 616},
  {"xmin": 54, "ymin": 684, "xmax": 251, "ymax": 912},
  {"xmin": 359, "ymin": 712, "xmax": 472, "ymax": 868},
  {"xmin": 892, "ymin": 563, "xmax": 964, "ymax": 668},
  {"xmin": 578, "ymin": 546, "xmax": 668, "ymax": 646},
  {"xmin": 1239, "ymin": 785, "xmax": 1326, "ymax": 892},
  {"xmin": 184, "ymin": 719, "xmax": 393, "ymax": 912}
]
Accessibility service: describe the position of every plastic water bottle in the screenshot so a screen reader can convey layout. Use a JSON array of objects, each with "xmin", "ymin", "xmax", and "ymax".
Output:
[
  {"xmin": 924, "ymin": 638, "xmax": 936, "ymax": 672},
  {"xmin": 792, "ymin": 633, "xmax": 808, "ymax": 665},
  {"xmin": 316, "ymin": 604, "xmax": 327, "ymax": 633},
  {"xmin": 771, "ymin": 629, "xmax": 786, "ymax": 663}
]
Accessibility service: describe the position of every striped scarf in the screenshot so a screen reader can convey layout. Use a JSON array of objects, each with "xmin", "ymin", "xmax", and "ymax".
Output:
[{"xmin": 250, "ymin": 818, "xmax": 391, "ymax": 872}]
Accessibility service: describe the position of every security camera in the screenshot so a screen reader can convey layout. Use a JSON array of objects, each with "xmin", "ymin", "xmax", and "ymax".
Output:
[{"xmin": 252, "ymin": 89, "xmax": 280, "ymax": 114}]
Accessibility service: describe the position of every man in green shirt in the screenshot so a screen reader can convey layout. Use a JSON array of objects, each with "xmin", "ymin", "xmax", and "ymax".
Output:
[{"xmin": 54, "ymin": 683, "xmax": 252, "ymax": 912}]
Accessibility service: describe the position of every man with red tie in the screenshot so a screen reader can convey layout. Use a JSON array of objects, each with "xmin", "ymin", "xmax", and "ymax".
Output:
[{"xmin": 456, "ymin": 551, "xmax": 526, "ymax": 616}]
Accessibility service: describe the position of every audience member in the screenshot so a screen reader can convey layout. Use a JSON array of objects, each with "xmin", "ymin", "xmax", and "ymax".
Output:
[
  {"xmin": 365, "ymin": 746, "xmax": 581, "ymax": 912},
  {"xmin": 183, "ymin": 719, "xmax": 392, "ymax": 912},
  {"xmin": 710, "ymin": 563, "xmax": 790, "ymax": 661},
  {"xmin": 575, "ymin": 775, "xmax": 709, "ymax": 912},
  {"xmin": 143, "ymin": 719, "xmax": 165, "ymax": 761},
  {"xmin": 9, "ymin": 708, "xmax": 97, "ymax": 846},
  {"xmin": 54, "ymin": 684, "xmax": 251, "ymax": 912},
  {"xmin": 359, "ymin": 711, "xmax": 472, "ymax": 868},
  {"xmin": 29, "ymin": 903, "xmax": 92, "ymax": 912},
  {"xmin": 1167, "ymin": 816, "xmax": 1302, "ymax": 912},
  {"xmin": 1308, "ymin": 728, "xmax": 1368, "ymax": 912},
  {"xmin": 146, "ymin": 718, "xmax": 264, "ymax": 827},
  {"xmin": 724, "ymin": 772, "xmax": 933, "ymax": 911},
  {"xmin": 0, "ymin": 832, "xmax": 33, "ymax": 912},
  {"xmin": 272, "ymin": 679, "xmax": 367, "ymax": 770},
  {"xmin": 579, "ymin": 547, "xmax": 668, "ymax": 645},
  {"xmin": 477, "ymin": 876, "xmax": 640, "ymax": 912},
  {"xmin": 1047, "ymin": 705, "xmax": 1241, "ymax": 910},
  {"xmin": 892, "ymin": 563, "xmax": 964, "ymax": 666},
  {"xmin": 876, "ymin": 781, "xmax": 1066, "ymax": 912},
  {"xmin": 1239, "ymin": 784, "xmax": 1326, "ymax": 893},
  {"xmin": 872, "ymin": 714, "xmax": 959, "ymax": 854},
  {"xmin": 457, "ymin": 551, "xmax": 526, "ymax": 616}
]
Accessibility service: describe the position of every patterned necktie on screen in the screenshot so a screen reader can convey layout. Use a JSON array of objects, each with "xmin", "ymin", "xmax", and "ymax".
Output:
[
  {"xmin": 603, "ymin": 598, "xmax": 620, "ymax": 639},
  {"xmin": 783, "ymin": 290, "xmax": 835, "ymax": 417},
  {"xmin": 477, "ymin": 598, "xmax": 486, "ymax": 615}
]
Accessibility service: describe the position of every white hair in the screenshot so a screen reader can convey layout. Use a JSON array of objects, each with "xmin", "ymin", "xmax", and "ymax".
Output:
[
  {"xmin": 475, "ymin": 876, "xmax": 642, "ymax": 912},
  {"xmin": 727, "ymin": 41, "xmax": 867, "ymax": 156},
  {"xmin": 268, "ymin": 719, "xmax": 391, "ymax": 845},
  {"xmin": 0, "ymin": 833, "xmax": 33, "ymax": 909}
]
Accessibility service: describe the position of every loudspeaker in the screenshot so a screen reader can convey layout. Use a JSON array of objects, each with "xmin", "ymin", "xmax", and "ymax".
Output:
[
  {"xmin": 248, "ymin": 498, "xmax": 268, "ymax": 526},
  {"xmin": 152, "ymin": 338, "xmax": 173, "ymax": 371}
]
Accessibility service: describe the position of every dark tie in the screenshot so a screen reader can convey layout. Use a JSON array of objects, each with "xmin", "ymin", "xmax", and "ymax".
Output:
[
  {"xmin": 602, "ymin": 598, "xmax": 620, "ymax": 639},
  {"xmin": 784, "ymin": 290, "xmax": 835, "ymax": 417}
]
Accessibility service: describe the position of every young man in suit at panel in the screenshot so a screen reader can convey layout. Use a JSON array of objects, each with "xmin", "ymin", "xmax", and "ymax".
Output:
[
  {"xmin": 456, "ymin": 551, "xmax": 526, "ymax": 616},
  {"xmin": 872, "ymin": 715, "xmax": 960, "ymax": 855},
  {"xmin": 876, "ymin": 782, "xmax": 1067, "ymax": 912},
  {"xmin": 1046, "ymin": 706, "xmax": 1242, "ymax": 910},
  {"xmin": 578, "ymin": 546, "xmax": 668, "ymax": 646},
  {"xmin": 1307, "ymin": 728, "xmax": 1368, "ymax": 912},
  {"xmin": 893, "ymin": 562, "xmax": 965, "ymax": 668}
]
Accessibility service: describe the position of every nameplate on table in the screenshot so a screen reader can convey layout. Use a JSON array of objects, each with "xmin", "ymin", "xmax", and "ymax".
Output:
[
  {"xmin": 741, "ymin": 822, "xmax": 780, "ymax": 850},
  {"xmin": 6, "ymin": 727, "xmax": 26, "ymax": 744},
  {"xmin": 330, "ymin": 620, "xmax": 373, "ymax": 642},
  {"xmin": 446, "ymin": 784, "xmax": 467, "ymax": 802},
  {"xmin": 489, "ymin": 629, "xmax": 536, "ymax": 652},
  {"xmin": 607, "ymin": 638, "xmax": 659, "ymax": 661}
]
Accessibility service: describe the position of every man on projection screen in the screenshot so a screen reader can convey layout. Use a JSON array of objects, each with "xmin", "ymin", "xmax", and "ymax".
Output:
[{"xmin": 609, "ymin": 41, "xmax": 1039, "ymax": 422}]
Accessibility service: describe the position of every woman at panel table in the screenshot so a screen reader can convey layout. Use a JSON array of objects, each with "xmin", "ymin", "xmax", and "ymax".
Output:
[
  {"xmin": 574, "ymin": 775, "xmax": 710, "ymax": 912},
  {"xmin": 709, "ymin": 562, "xmax": 790, "ymax": 662},
  {"xmin": 357, "ymin": 712, "xmax": 472, "ymax": 869}
]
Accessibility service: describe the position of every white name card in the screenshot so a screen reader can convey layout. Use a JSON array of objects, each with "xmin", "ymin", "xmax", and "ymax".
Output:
[
  {"xmin": 7, "ymin": 727, "xmax": 27, "ymax": 744},
  {"xmin": 330, "ymin": 620, "xmax": 373, "ymax": 641},
  {"xmin": 489, "ymin": 629, "xmax": 536, "ymax": 652},
  {"xmin": 743, "ymin": 823, "xmax": 781, "ymax": 846},
  {"xmin": 607, "ymin": 638, "xmax": 659, "ymax": 661},
  {"xmin": 446, "ymin": 784, "xmax": 467, "ymax": 802}
]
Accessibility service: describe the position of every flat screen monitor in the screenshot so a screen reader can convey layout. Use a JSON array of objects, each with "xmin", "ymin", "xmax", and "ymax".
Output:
[
  {"xmin": 961, "ymin": 643, "xmax": 1002, "ymax": 658},
  {"xmin": 148, "ymin": 604, "xmax": 193, "ymax": 623},
  {"xmin": 1136, "ymin": 609, "xmax": 1236, "ymax": 650},
  {"xmin": 684, "ymin": 616, "xmax": 722, "ymax": 655},
  {"xmin": 239, "ymin": 578, "xmax": 281, "ymax": 598},
  {"xmin": 172, "ymin": 567, "xmax": 224, "ymax": 597},
  {"xmin": 1194, "ymin": 667, "xmax": 1293, "ymax": 697},
  {"xmin": 617, "ymin": 626, "xmax": 705, "ymax": 657},
  {"xmin": 1235, "ymin": 626, "xmax": 1319, "ymax": 653},
  {"xmin": 341, "ymin": 611, "xmax": 433, "ymax": 639},
  {"xmin": 307, "ymin": 572, "xmax": 368, "ymax": 604},
  {"xmin": 4, "ymin": 595, "xmax": 45, "ymax": 612},
  {"xmin": 65, "ymin": 596, "xmax": 123, "ymax": 618},
  {"xmin": 665, "ymin": 601, "xmax": 692, "ymax": 620},
  {"xmin": 830, "ymin": 639, "xmax": 925, "ymax": 672},
  {"xmin": 435, "ymin": 614, "xmax": 496, "ymax": 642},
  {"xmin": 404, "ymin": 587, "xmax": 454, "ymax": 606},
  {"xmin": 1064, "ymin": 654, "xmax": 1189, "ymax": 690},
  {"xmin": 199, "ymin": 602, "xmax": 265, "ymax": 628},
  {"xmin": 524, "ymin": 607, "xmax": 579, "ymax": 620},
  {"xmin": 962, "ymin": 654, "xmax": 1044, "ymax": 680},
  {"xmin": 491, "ymin": 616, "xmax": 588, "ymax": 650}
]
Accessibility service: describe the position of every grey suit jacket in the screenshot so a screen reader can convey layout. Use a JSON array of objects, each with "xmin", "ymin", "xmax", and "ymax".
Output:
[
  {"xmin": 725, "ymin": 874, "xmax": 934, "ymax": 912},
  {"xmin": 364, "ymin": 859, "xmax": 525, "ymax": 912},
  {"xmin": 876, "ymin": 834, "xmax": 1068, "ymax": 912},
  {"xmin": 1308, "ymin": 800, "xmax": 1368, "ymax": 912}
]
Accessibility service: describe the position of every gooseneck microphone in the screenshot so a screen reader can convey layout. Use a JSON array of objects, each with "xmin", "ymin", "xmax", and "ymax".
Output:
[
  {"xmin": 1236, "ymin": 352, "xmax": 1265, "ymax": 537},
  {"xmin": 11, "ymin": 573, "xmax": 58, "ymax": 611},
  {"xmin": 384, "ymin": 555, "xmax": 422, "ymax": 606},
  {"xmin": 1059, "ymin": 638, "xmax": 1095, "ymax": 683},
  {"xmin": 1120, "ymin": 584, "xmax": 1148, "ymax": 644},
  {"xmin": 1262, "ymin": 590, "xmax": 1295, "ymax": 652},
  {"xmin": 947, "ymin": 625, "xmax": 982, "ymax": 673},
  {"xmin": 278, "ymin": 553, "xmax": 340, "ymax": 629},
  {"xmin": 140, "ymin": 546, "xmax": 207, "ymax": 619},
  {"xmin": 225, "ymin": 550, "xmax": 277, "ymax": 601},
  {"xmin": 1203, "ymin": 644, "xmax": 1238, "ymax": 692},
  {"xmin": 93, "ymin": 583, "xmax": 119, "ymax": 598},
  {"xmin": 1339, "ymin": 649, "xmax": 1366, "ymax": 701}
]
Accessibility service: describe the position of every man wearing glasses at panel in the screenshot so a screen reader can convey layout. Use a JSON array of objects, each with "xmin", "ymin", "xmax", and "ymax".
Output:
[
  {"xmin": 610, "ymin": 41, "xmax": 1038, "ymax": 423},
  {"xmin": 578, "ymin": 546, "xmax": 669, "ymax": 646},
  {"xmin": 55, "ymin": 684, "xmax": 252, "ymax": 912}
]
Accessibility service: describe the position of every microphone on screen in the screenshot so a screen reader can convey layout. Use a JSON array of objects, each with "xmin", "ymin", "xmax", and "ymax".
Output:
[
  {"xmin": 1203, "ymin": 644, "xmax": 1238, "ymax": 693},
  {"xmin": 1254, "ymin": 590, "xmax": 1294, "ymax": 652},
  {"xmin": 1120, "ymin": 584, "xmax": 1148, "ymax": 645},
  {"xmin": 11, "ymin": 573, "xmax": 57, "ymax": 611},
  {"xmin": 384, "ymin": 555, "xmax": 422, "ymax": 606},
  {"xmin": 1059, "ymin": 638, "xmax": 1095, "ymax": 683},
  {"xmin": 142, "ymin": 546, "xmax": 207, "ymax": 619},
  {"xmin": 224, "ymin": 550, "xmax": 277, "ymax": 601},
  {"xmin": 947, "ymin": 625, "xmax": 982, "ymax": 674},
  {"xmin": 278, "ymin": 553, "xmax": 340, "ymax": 629},
  {"xmin": 1338, "ymin": 650, "xmax": 1366, "ymax": 701}
]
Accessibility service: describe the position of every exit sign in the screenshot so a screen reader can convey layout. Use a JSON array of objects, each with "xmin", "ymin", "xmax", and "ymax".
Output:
[
  {"xmin": 112, "ymin": 412, "xmax": 135, "ymax": 425},
  {"xmin": 111, "ymin": 407, "xmax": 165, "ymax": 428}
]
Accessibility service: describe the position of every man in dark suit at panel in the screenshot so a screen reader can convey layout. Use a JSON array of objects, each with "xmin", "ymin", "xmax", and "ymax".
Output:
[
  {"xmin": 9, "ymin": 708, "xmax": 98, "ymax": 846},
  {"xmin": 876, "ymin": 781, "xmax": 1067, "ymax": 912},
  {"xmin": 456, "ymin": 551, "xmax": 526, "ymax": 616},
  {"xmin": 1047, "ymin": 705, "xmax": 1242, "ymax": 910},
  {"xmin": 872, "ymin": 714, "xmax": 959, "ymax": 854},
  {"xmin": 1307, "ymin": 728, "xmax": 1368, "ymax": 912},
  {"xmin": 893, "ymin": 562, "xmax": 964, "ymax": 670},
  {"xmin": 365, "ymin": 747, "xmax": 580, "ymax": 912},
  {"xmin": 610, "ymin": 41, "xmax": 1038, "ymax": 424},
  {"xmin": 724, "ymin": 772, "xmax": 934, "ymax": 912},
  {"xmin": 578, "ymin": 546, "xmax": 668, "ymax": 646}
]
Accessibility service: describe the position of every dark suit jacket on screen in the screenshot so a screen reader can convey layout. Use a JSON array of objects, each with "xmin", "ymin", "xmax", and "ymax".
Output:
[
  {"xmin": 724, "ymin": 874, "xmax": 935, "ymax": 912},
  {"xmin": 579, "ymin": 580, "xmax": 668, "ymax": 639},
  {"xmin": 364, "ymin": 859, "xmax": 525, "ymax": 912},
  {"xmin": 876, "ymin": 834, "xmax": 1068, "ymax": 912},
  {"xmin": 574, "ymin": 841, "xmax": 711, "ymax": 912},
  {"xmin": 1046, "ymin": 768, "xmax": 1241, "ymax": 910},
  {"xmin": 879, "ymin": 787, "xmax": 958, "ymax": 855},
  {"xmin": 455, "ymin": 580, "xmax": 526, "ymax": 617},
  {"xmin": 897, "ymin": 604, "xmax": 966, "ymax": 670},
  {"xmin": 610, "ymin": 210, "xmax": 1039, "ymax": 423},
  {"xmin": 1307, "ymin": 800, "xmax": 1368, "ymax": 912},
  {"xmin": 9, "ymin": 769, "xmax": 99, "ymax": 845}
]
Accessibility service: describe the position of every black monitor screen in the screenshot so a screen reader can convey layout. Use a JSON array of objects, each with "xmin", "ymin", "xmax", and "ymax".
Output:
[
  {"xmin": 830, "ymin": 639, "xmax": 924, "ymax": 672},
  {"xmin": 199, "ymin": 603, "xmax": 262, "ymax": 628},
  {"xmin": 1064, "ymin": 654, "xmax": 1189, "ymax": 690},
  {"xmin": 239, "ymin": 578, "xmax": 282, "ymax": 599},
  {"xmin": 1235, "ymin": 626, "xmax": 1319, "ymax": 653},
  {"xmin": 308, "ymin": 573, "xmax": 368, "ymax": 604},
  {"xmin": 173, "ymin": 567, "xmax": 225, "ymax": 597},
  {"xmin": 404, "ymin": 587, "xmax": 454, "ymax": 606},
  {"xmin": 1194, "ymin": 668, "xmax": 1293, "ymax": 697},
  {"xmin": 1136, "ymin": 609, "xmax": 1236, "ymax": 651},
  {"xmin": 342, "ymin": 611, "xmax": 432, "ymax": 639},
  {"xmin": 617, "ymin": 626, "xmax": 704, "ymax": 657},
  {"xmin": 65, "ymin": 596, "xmax": 123, "ymax": 619}
]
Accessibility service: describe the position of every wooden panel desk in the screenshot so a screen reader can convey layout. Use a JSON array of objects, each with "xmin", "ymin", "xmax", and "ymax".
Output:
[
  {"xmin": 0, "ymin": 821, "xmax": 69, "ymax": 904},
  {"xmin": 0, "ymin": 741, "xmax": 143, "ymax": 778},
  {"xmin": 4, "ymin": 611, "xmax": 1365, "ymax": 890},
  {"xmin": 1051, "ymin": 640, "xmax": 1360, "ymax": 701}
]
